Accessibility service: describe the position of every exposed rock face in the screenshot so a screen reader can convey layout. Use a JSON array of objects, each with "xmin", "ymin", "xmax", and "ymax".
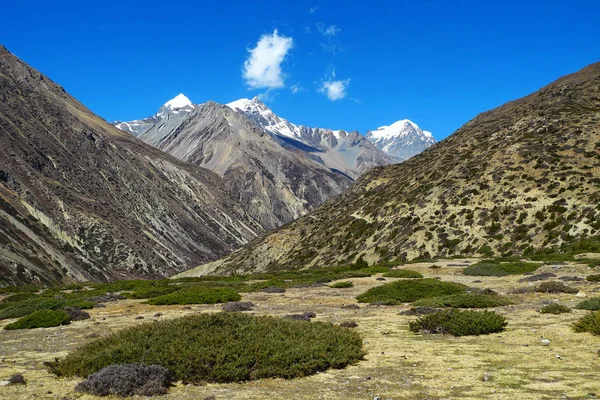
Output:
[
  {"xmin": 179, "ymin": 61, "xmax": 600, "ymax": 277},
  {"xmin": 227, "ymin": 97, "xmax": 398, "ymax": 178},
  {"xmin": 140, "ymin": 102, "xmax": 352, "ymax": 229},
  {"xmin": 0, "ymin": 46, "xmax": 262, "ymax": 286}
]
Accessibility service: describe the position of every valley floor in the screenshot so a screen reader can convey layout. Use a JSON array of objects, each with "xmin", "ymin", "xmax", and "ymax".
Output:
[{"xmin": 1, "ymin": 259, "xmax": 600, "ymax": 399}]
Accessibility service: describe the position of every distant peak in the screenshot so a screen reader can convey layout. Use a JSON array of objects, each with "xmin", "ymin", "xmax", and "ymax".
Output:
[
  {"xmin": 163, "ymin": 93, "xmax": 192, "ymax": 109},
  {"xmin": 227, "ymin": 97, "xmax": 269, "ymax": 112},
  {"xmin": 368, "ymin": 119, "xmax": 434, "ymax": 141}
]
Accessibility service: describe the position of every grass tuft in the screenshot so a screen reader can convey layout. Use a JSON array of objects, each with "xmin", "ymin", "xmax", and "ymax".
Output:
[{"xmin": 540, "ymin": 303, "xmax": 571, "ymax": 314}]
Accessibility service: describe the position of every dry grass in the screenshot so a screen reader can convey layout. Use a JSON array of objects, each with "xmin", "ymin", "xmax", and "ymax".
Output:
[{"xmin": 1, "ymin": 259, "xmax": 599, "ymax": 399}]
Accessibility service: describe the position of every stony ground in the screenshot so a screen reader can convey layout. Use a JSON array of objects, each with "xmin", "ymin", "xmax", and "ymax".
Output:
[{"xmin": 1, "ymin": 258, "xmax": 600, "ymax": 399}]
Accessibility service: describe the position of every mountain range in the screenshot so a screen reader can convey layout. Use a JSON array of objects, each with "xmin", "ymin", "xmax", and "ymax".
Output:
[
  {"xmin": 180, "ymin": 61, "xmax": 600, "ymax": 277},
  {"xmin": 114, "ymin": 95, "xmax": 434, "ymax": 228}
]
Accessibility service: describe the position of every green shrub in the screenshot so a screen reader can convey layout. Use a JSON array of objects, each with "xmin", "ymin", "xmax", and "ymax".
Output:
[
  {"xmin": 356, "ymin": 279, "xmax": 467, "ymax": 305},
  {"xmin": 4, "ymin": 310, "xmax": 71, "ymax": 330},
  {"xmin": 575, "ymin": 297, "xmax": 600, "ymax": 310},
  {"xmin": 123, "ymin": 286, "xmax": 179, "ymax": 299},
  {"xmin": 48, "ymin": 313, "xmax": 364, "ymax": 383},
  {"xmin": 412, "ymin": 293, "xmax": 511, "ymax": 308},
  {"xmin": 586, "ymin": 275, "xmax": 600, "ymax": 282},
  {"xmin": 535, "ymin": 281, "xmax": 578, "ymax": 294},
  {"xmin": 330, "ymin": 281, "xmax": 353, "ymax": 288},
  {"xmin": 382, "ymin": 269, "xmax": 423, "ymax": 279},
  {"xmin": 573, "ymin": 311, "xmax": 600, "ymax": 335},
  {"xmin": 408, "ymin": 309, "xmax": 507, "ymax": 336},
  {"xmin": 145, "ymin": 288, "xmax": 241, "ymax": 305},
  {"xmin": 540, "ymin": 303, "xmax": 571, "ymax": 314},
  {"xmin": 1, "ymin": 292, "xmax": 36, "ymax": 303},
  {"xmin": 0, "ymin": 297, "xmax": 94, "ymax": 320},
  {"xmin": 463, "ymin": 261, "xmax": 540, "ymax": 276}
]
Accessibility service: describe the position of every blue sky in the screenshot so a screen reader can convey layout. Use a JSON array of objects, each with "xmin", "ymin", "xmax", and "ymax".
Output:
[{"xmin": 1, "ymin": 0, "xmax": 599, "ymax": 140}]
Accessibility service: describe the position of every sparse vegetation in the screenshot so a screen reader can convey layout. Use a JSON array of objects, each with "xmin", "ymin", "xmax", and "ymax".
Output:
[
  {"xmin": 540, "ymin": 303, "xmax": 571, "ymax": 314},
  {"xmin": 4, "ymin": 309, "xmax": 71, "ymax": 330},
  {"xmin": 382, "ymin": 269, "xmax": 423, "ymax": 279},
  {"xmin": 356, "ymin": 279, "xmax": 466, "ymax": 305},
  {"xmin": 49, "ymin": 313, "xmax": 364, "ymax": 383},
  {"xmin": 408, "ymin": 309, "xmax": 507, "ymax": 336},
  {"xmin": 330, "ymin": 281, "xmax": 353, "ymax": 288},
  {"xmin": 573, "ymin": 311, "xmax": 600, "ymax": 336},
  {"xmin": 463, "ymin": 260, "xmax": 540, "ymax": 276},
  {"xmin": 145, "ymin": 288, "xmax": 241, "ymax": 305}
]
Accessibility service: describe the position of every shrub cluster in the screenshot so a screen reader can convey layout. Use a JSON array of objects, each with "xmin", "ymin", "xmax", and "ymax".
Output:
[
  {"xmin": 586, "ymin": 275, "xmax": 600, "ymax": 282},
  {"xmin": 408, "ymin": 309, "xmax": 507, "ymax": 336},
  {"xmin": 0, "ymin": 297, "xmax": 94, "ymax": 320},
  {"xmin": 382, "ymin": 269, "xmax": 423, "ymax": 279},
  {"xmin": 145, "ymin": 288, "xmax": 241, "ymax": 306},
  {"xmin": 540, "ymin": 303, "xmax": 571, "ymax": 314},
  {"xmin": 330, "ymin": 281, "xmax": 353, "ymax": 288},
  {"xmin": 575, "ymin": 297, "xmax": 600, "ymax": 310},
  {"xmin": 49, "ymin": 313, "xmax": 364, "ymax": 383},
  {"xmin": 4, "ymin": 309, "xmax": 71, "ymax": 330},
  {"xmin": 463, "ymin": 261, "xmax": 540, "ymax": 276},
  {"xmin": 356, "ymin": 279, "xmax": 466, "ymax": 305},
  {"xmin": 573, "ymin": 311, "xmax": 600, "ymax": 335},
  {"xmin": 535, "ymin": 281, "xmax": 578, "ymax": 294}
]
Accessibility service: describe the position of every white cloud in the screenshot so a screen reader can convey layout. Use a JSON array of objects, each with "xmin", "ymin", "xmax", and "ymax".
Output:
[
  {"xmin": 320, "ymin": 78, "xmax": 350, "ymax": 101},
  {"xmin": 243, "ymin": 30, "xmax": 293, "ymax": 89},
  {"xmin": 290, "ymin": 84, "xmax": 304, "ymax": 95},
  {"xmin": 317, "ymin": 23, "xmax": 340, "ymax": 37},
  {"xmin": 309, "ymin": 6, "xmax": 319, "ymax": 14}
]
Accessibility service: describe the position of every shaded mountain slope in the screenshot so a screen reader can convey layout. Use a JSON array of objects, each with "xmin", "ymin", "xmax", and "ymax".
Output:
[
  {"xmin": 140, "ymin": 102, "xmax": 352, "ymax": 229},
  {"xmin": 0, "ymin": 46, "xmax": 262, "ymax": 285},
  {"xmin": 180, "ymin": 61, "xmax": 600, "ymax": 276}
]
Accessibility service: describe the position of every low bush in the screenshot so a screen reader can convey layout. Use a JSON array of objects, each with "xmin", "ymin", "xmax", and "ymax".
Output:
[
  {"xmin": 519, "ymin": 273, "xmax": 557, "ymax": 282},
  {"xmin": 575, "ymin": 297, "xmax": 600, "ymax": 310},
  {"xmin": 145, "ymin": 288, "xmax": 241, "ymax": 306},
  {"xmin": 356, "ymin": 279, "xmax": 466, "ymax": 305},
  {"xmin": 412, "ymin": 293, "xmax": 511, "ymax": 308},
  {"xmin": 75, "ymin": 364, "xmax": 174, "ymax": 397},
  {"xmin": 399, "ymin": 307, "xmax": 439, "ymax": 316},
  {"xmin": 221, "ymin": 302, "xmax": 255, "ymax": 312},
  {"xmin": 586, "ymin": 275, "xmax": 600, "ymax": 282},
  {"xmin": 536, "ymin": 281, "xmax": 578, "ymax": 294},
  {"xmin": 330, "ymin": 281, "xmax": 353, "ymax": 288},
  {"xmin": 0, "ymin": 297, "xmax": 94, "ymax": 320},
  {"xmin": 464, "ymin": 261, "xmax": 540, "ymax": 276},
  {"xmin": 7, "ymin": 373, "xmax": 26, "ymax": 385},
  {"xmin": 339, "ymin": 322, "xmax": 358, "ymax": 328},
  {"xmin": 382, "ymin": 269, "xmax": 423, "ymax": 279},
  {"xmin": 260, "ymin": 287, "xmax": 286, "ymax": 293},
  {"xmin": 341, "ymin": 304, "xmax": 360, "ymax": 310},
  {"xmin": 540, "ymin": 303, "xmax": 571, "ymax": 314},
  {"xmin": 408, "ymin": 309, "xmax": 507, "ymax": 336},
  {"xmin": 49, "ymin": 313, "xmax": 364, "ymax": 383},
  {"xmin": 123, "ymin": 286, "xmax": 179, "ymax": 300},
  {"xmin": 284, "ymin": 312, "xmax": 316, "ymax": 322},
  {"xmin": 4, "ymin": 309, "xmax": 71, "ymax": 330},
  {"xmin": 573, "ymin": 311, "xmax": 600, "ymax": 335},
  {"xmin": 65, "ymin": 307, "xmax": 91, "ymax": 321}
]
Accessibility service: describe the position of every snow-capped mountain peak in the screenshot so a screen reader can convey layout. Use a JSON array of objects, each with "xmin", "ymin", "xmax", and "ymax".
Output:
[
  {"xmin": 366, "ymin": 119, "xmax": 436, "ymax": 160},
  {"xmin": 163, "ymin": 93, "xmax": 192, "ymax": 110}
]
